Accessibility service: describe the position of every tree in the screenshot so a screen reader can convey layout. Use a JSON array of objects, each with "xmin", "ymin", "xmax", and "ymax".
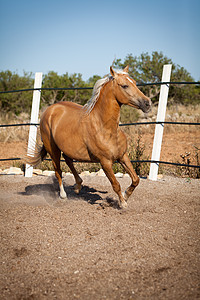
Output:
[
  {"xmin": 0, "ymin": 71, "xmax": 33, "ymax": 115},
  {"xmin": 87, "ymin": 75, "xmax": 102, "ymax": 86},
  {"xmin": 41, "ymin": 71, "xmax": 92, "ymax": 108},
  {"xmin": 169, "ymin": 66, "xmax": 199, "ymax": 105}
]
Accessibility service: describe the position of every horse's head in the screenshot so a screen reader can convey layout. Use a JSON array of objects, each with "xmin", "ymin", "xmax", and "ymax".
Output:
[{"xmin": 110, "ymin": 66, "xmax": 151, "ymax": 113}]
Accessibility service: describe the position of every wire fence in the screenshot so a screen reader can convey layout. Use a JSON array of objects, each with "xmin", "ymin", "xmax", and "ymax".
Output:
[
  {"xmin": 0, "ymin": 81, "xmax": 199, "ymax": 95},
  {"xmin": 1, "ymin": 120, "xmax": 200, "ymax": 128},
  {"xmin": 0, "ymin": 81, "xmax": 200, "ymax": 169},
  {"xmin": 0, "ymin": 156, "xmax": 199, "ymax": 169}
]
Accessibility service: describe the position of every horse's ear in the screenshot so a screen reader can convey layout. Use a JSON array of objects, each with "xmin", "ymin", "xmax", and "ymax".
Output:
[
  {"xmin": 123, "ymin": 65, "xmax": 129, "ymax": 73},
  {"xmin": 110, "ymin": 66, "xmax": 116, "ymax": 77}
]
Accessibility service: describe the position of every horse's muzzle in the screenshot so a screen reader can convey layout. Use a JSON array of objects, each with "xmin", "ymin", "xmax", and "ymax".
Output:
[{"xmin": 139, "ymin": 98, "xmax": 152, "ymax": 113}]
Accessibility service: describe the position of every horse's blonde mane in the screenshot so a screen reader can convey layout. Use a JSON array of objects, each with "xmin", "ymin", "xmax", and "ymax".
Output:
[{"xmin": 83, "ymin": 76, "xmax": 111, "ymax": 114}]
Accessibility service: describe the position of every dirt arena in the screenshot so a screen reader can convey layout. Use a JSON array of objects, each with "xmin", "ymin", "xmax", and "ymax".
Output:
[{"xmin": 0, "ymin": 174, "xmax": 199, "ymax": 299}]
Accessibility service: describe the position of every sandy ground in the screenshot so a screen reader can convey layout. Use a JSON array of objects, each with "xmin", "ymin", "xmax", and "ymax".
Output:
[{"xmin": 0, "ymin": 174, "xmax": 199, "ymax": 299}]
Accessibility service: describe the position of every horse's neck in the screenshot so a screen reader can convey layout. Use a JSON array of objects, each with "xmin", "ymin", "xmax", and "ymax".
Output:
[{"xmin": 91, "ymin": 84, "xmax": 120, "ymax": 130}]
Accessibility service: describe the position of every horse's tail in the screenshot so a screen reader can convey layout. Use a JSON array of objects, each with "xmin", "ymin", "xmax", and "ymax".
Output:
[{"xmin": 26, "ymin": 142, "xmax": 47, "ymax": 167}]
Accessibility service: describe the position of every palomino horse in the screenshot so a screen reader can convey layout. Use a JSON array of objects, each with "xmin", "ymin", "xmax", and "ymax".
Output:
[{"xmin": 28, "ymin": 66, "xmax": 151, "ymax": 208}]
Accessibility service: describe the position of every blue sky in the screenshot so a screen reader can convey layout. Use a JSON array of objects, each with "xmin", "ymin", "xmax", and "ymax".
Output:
[{"xmin": 0, "ymin": 0, "xmax": 199, "ymax": 81}]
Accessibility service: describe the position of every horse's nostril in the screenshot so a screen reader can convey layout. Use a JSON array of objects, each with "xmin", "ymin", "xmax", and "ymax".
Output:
[
  {"xmin": 143, "ymin": 99, "xmax": 152, "ymax": 112},
  {"xmin": 145, "ymin": 101, "xmax": 150, "ymax": 108}
]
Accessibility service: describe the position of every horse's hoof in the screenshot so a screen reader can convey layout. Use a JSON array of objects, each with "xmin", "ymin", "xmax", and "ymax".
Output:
[
  {"xmin": 74, "ymin": 184, "xmax": 82, "ymax": 194},
  {"xmin": 120, "ymin": 201, "xmax": 128, "ymax": 209},
  {"xmin": 74, "ymin": 189, "xmax": 80, "ymax": 194},
  {"xmin": 60, "ymin": 191, "xmax": 67, "ymax": 199}
]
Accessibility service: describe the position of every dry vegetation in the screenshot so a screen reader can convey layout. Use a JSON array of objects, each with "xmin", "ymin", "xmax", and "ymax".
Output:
[
  {"xmin": 0, "ymin": 104, "xmax": 200, "ymax": 178},
  {"xmin": 0, "ymin": 112, "xmax": 30, "ymax": 143}
]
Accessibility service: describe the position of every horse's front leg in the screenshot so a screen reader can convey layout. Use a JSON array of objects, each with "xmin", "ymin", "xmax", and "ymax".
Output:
[
  {"xmin": 119, "ymin": 152, "xmax": 140, "ymax": 202},
  {"xmin": 100, "ymin": 158, "xmax": 127, "ymax": 209}
]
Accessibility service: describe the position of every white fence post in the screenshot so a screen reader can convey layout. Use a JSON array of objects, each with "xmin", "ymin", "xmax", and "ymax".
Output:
[
  {"xmin": 149, "ymin": 64, "xmax": 172, "ymax": 181},
  {"xmin": 25, "ymin": 72, "xmax": 43, "ymax": 177}
]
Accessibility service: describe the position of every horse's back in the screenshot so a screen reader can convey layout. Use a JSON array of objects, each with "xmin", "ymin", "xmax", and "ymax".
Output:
[
  {"xmin": 57, "ymin": 101, "xmax": 83, "ymax": 110},
  {"xmin": 42, "ymin": 101, "xmax": 83, "ymax": 116},
  {"xmin": 40, "ymin": 101, "xmax": 83, "ymax": 127}
]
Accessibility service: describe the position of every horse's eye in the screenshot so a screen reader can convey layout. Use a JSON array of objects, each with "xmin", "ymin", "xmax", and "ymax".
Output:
[{"xmin": 121, "ymin": 85, "xmax": 128, "ymax": 89}]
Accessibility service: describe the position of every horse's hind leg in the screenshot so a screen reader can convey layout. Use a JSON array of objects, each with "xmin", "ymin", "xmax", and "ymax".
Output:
[
  {"xmin": 63, "ymin": 154, "xmax": 83, "ymax": 194},
  {"xmin": 119, "ymin": 152, "xmax": 139, "ymax": 202},
  {"xmin": 40, "ymin": 121, "xmax": 66, "ymax": 199},
  {"xmin": 50, "ymin": 148, "xmax": 66, "ymax": 199}
]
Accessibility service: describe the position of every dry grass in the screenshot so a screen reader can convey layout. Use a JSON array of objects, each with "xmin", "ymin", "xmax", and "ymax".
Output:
[{"xmin": 0, "ymin": 112, "xmax": 30, "ymax": 143}]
